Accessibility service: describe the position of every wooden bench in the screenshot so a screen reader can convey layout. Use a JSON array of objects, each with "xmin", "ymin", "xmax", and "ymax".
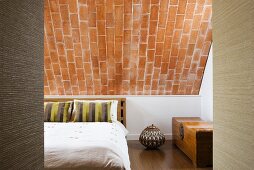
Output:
[{"xmin": 172, "ymin": 117, "xmax": 213, "ymax": 167}]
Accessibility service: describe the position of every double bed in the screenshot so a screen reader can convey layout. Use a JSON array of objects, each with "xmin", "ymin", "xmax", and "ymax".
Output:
[{"xmin": 44, "ymin": 98, "xmax": 130, "ymax": 170}]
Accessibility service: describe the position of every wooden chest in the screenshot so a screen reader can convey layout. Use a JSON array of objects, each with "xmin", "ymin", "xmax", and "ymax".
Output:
[{"xmin": 172, "ymin": 117, "xmax": 213, "ymax": 167}]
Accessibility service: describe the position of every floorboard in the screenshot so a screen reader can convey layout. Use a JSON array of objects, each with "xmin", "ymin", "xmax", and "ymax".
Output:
[{"xmin": 128, "ymin": 140, "xmax": 212, "ymax": 170}]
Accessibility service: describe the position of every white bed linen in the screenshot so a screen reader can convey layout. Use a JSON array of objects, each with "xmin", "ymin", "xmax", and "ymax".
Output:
[{"xmin": 44, "ymin": 122, "xmax": 130, "ymax": 170}]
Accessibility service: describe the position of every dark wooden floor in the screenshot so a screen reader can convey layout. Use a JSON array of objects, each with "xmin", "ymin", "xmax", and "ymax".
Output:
[{"xmin": 128, "ymin": 140, "xmax": 213, "ymax": 170}]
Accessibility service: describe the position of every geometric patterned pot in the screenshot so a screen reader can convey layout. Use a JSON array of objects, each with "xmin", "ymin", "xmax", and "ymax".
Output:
[{"xmin": 139, "ymin": 124, "xmax": 165, "ymax": 149}]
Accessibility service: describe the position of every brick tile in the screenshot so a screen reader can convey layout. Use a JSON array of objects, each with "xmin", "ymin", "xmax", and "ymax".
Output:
[
  {"xmin": 59, "ymin": 5, "xmax": 69, "ymax": 21},
  {"xmin": 88, "ymin": 13, "xmax": 96, "ymax": 27},
  {"xmin": 158, "ymin": 13, "xmax": 167, "ymax": 28},
  {"xmin": 79, "ymin": 0, "xmax": 87, "ymax": 4},
  {"xmin": 160, "ymin": 0, "xmax": 169, "ymax": 12},
  {"xmin": 161, "ymin": 62, "xmax": 169, "ymax": 74},
  {"xmin": 72, "ymin": 29, "xmax": 80, "ymax": 43},
  {"xmin": 187, "ymin": 44, "xmax": 195, "ymax": 56},
  {"xmin": 154, "ymin": 55, "xmax": 162, "ymax": 68},
  {"xmin": 189, "ymin": 30, "xmax": 198, "ymax": 43},
  {"xmin": 139, "ymin": 44, "xmax": 147, "ymax": 56},
  {"xmin": 196, "ymin": 35, "xmax": 205, "ymax": 49},
  {"xmin": 148, "ymin": 36, "xmax": 156, "ymax": 49},
  {"xmin": 98, "ymin": 36, "xmax": 106, "ymax": 49},
  {"xmin": 52, "ymin": 14, "xmax": 62, "ymax": 28},
  {"xmin": 75, "ymin": 57, "xmax": 83, "ymax": 68},
  {"xmin": 156, "ymin": 28, "xmax": 165, "ymax": 42},
  {"xmin": 172, "ymin": 30, "xmax": 181, "ymax": 43},
  {"xmin": 97, "ymin": 21, "xmax": 106, "ymax": 35},
  {"xmin": 184, "ymin": 56, "xmax": 192, "ymax": 68},
  {"xmin": 68, "ymin": 0, "xmax": 78, "ymax": 13},
  {"xmin": 59, "ymin": 0, "xmax": 68, "ymax": 4},
  {"xmin": 140, "ymin": 30, "xmax": 148, "ymax": 43},
  {"xmin": 97, "ymin": 5, "xmax": 105, "ymax": 20},
  {"xmin": 59, "ymin": 56, "xmax": 68, "ymax": 68},
  {"xmin": 106, "ymin": 13, "xmax": 114, "ymax": 27},
  {"xmin": 177, "ymin": 0, "xmax": 187, "ymax": 14},
  {"xmin": 122, "ymin": 15, "xmax": 131, "ymax": 30},
  {"xmin": 203, "ymin": 6, "xmax": 212, "ymax": 21},
  {"xmin": 153, "ymin": 68, "xmax": 160, "ymax": 79},
  {"xmin": 171, "ymin": 44, "xmax": 179, "ymax": 56},
  {"xmin": 81, "ymin": 35, "xmax": 89, "ymax": 49},
  {"xmin": 199, "ymin": 55, "xmax": 208, "ymax": 67},
  {"xmin": 62, "ymin": 21, "xmax": 71, "ymax": 35},
  {"xmin": 169, "ymin": 56, "xmax": 177, "ymax": 69},
  {"xmin": 80, "ymin": 5, "xmax": 88, "ymax": 20},
  {"xmin": 124, "ymin": 0, "xmax": 132, "ymax": 13},
  {"xmin": 124, "ymin": 30, "xmax": 131, "ymax": 44},
  {"xmin": 52, "ymin": 64, "xmax": 61, "ymax": 75},
  {"xmin": 49, "ymin": 0, "xmax": 59, "ymax": 12},
  {"xmin": 115, "ymin": 6, "xmax": 123, "ymax": 20},
  {"xmin": 150, "ymin": 5, "xmax": 159, "ymax": 20},
  {"xmin": 183, "ymin": 20, "xmax": 192, "ymax": 33},
  {"xmin": 142, "ymin": 0, "xmax": 150, "ymax": 14},
  {"xmin": 175, "ymin": 15, "xmax": 184, "ymax": 29},
  {"xmin": 185, "ymin": 4, "xmax": 195, "ymax": 19},
  {"xmin": 74, "ymin": 43, "xmax": 82, "ymax": 56},
  {"xmin": 164, "ymin": 37, "xmax": 172, "ymax": 49},
  {"xmin": 67, "ymin": 50, "xmax": 75, "ymax": 62},
  {"xmin": 89, "ymin": 28, "xmax": 97, "ymax": 42},
  {"xmin": 193, "ymin": 50, "xmax": 201, "ymax": 61},
  {"xmin": 149, "ymin": 21, "xmax": 158, "ymax": 35},
  {"xmin": 70, "ymin": 14, "xmax": 79, "ymax": 28},
  {"xmin": 168, "ymin": 6, "xmax": 177, "ymax": 21},
  {"xmin": 77, "ymin": 68, "xmax": 85, "ymax": 80},
  {"xmin": 133, "ymin": 5, "xmax": 141, "ymax": 19},
  {"xmin": 202, "ymin": 41, "xmax": 211, "ymax": 55},
  {"xmin": 155, "ymin": 43, "xmax": 163, "ymax": 55},
  {"xmin": 165, "ymin": 22, "xmax": 175, "ymax": 36},
  {"xmin": 55, "ymin": 29, "xmax": 63, "ymax": 43},
  {"xmin": 147, "ymin": 50, "xmax": 155, "ymax": 62},
  {"xmin": 192, "ymin": 15, "xmax": 202, "ymax": 29}
]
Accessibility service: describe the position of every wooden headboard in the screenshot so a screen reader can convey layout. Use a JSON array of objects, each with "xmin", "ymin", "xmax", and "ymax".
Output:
[{"xmin": 44, "ymin": 98, "xmax": 127, "ymax": 127}]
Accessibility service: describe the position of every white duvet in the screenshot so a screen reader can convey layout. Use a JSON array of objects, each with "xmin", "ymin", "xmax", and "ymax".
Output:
[{"xmin": 44, "ymin": 122, "xmax": 131, "ymax": 170}]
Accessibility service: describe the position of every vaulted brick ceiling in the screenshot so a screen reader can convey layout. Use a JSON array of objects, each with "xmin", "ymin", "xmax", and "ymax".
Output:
[{"xmin": 44, "ymin": 0, "xmax": 212, "ymax": 95}]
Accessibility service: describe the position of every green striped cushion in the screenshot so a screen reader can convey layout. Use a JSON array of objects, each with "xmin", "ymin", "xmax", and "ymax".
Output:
[
  {"xmin": 44, "ymin": 102, "xmax": 72, "ymax": 122},
  {"xmin": 72, "ymin": 100, "xmax": 112, "ymax": 122}
]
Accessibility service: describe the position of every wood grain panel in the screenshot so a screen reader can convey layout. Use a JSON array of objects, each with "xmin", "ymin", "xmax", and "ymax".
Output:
[
  {"xmin": 0, "ymin": 0, "xmax": 44, "ymax": 169},
  {"xmin": 213, "ymin": 0, "xmax": 254, "ymax": 169}
]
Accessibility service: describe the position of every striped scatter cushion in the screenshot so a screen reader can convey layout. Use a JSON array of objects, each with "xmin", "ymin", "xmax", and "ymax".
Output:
[
  {"xmin": 72, "ymin": 100, "xmax": 112, "ymax": 122},
  {"xmin": 44, "ymin": 102, "xmax": 72, "ymax": 122}
]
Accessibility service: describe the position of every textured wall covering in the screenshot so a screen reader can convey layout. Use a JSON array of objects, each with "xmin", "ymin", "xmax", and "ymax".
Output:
[
  {"xmin": 213, "ymin": 0, "xmax": 254, "ymax": 169},
  {"xmin": 44, "ymin": 0, "xmax": 212, "ymax": 95},
  {"xmin": 0, "ymin": 0, "xmax": 44, "ymax": 169}
]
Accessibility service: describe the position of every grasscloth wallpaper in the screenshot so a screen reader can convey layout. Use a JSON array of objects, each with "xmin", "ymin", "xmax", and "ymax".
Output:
[
  {"xmin": 44, "ymin": 0, "xmax": 212, "ymax": 95},
  {"xmin": 213, "ymin": 0, "xmax": 254, "ymax": 169},
  {"xmin": 0, "ymin": 0, "xmax": 44, "ymax": 169}
]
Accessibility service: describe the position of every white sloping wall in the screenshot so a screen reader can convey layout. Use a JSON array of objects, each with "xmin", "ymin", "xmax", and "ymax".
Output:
[
  {"xmin": 200, "ymin": 45, "xmax": 213, "ymax": 121},
  {"xmin": 126, "ymin": 96, "xmax": 201, "ymax": 140}
]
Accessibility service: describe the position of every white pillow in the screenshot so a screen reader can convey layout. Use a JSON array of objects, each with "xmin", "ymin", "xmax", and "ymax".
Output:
[
  {"xmin": 110, "ymin": 100, "xmax": 118, "ymax": 122},
  {"xmin": 73, "ymin": 99, "xmax": 118, "ymax": 122},
  {"xmin": 115, "ymin": 121, "xmax": 129, "ymax": 136}
]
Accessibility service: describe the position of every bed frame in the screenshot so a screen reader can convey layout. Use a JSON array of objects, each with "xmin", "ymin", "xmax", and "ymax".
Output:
[{"xmin": 44, "ymin": 98, "xmax": 127, "ymax": 127}]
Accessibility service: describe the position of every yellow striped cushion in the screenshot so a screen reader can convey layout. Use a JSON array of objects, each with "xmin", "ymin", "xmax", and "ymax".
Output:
[
  {"xmin": 44, "ymin": 102, "xmax": 72, "ymax": 122},
  {"xmin": 72, "ymin": 100, "xmax": 112, "ymax": 122}
]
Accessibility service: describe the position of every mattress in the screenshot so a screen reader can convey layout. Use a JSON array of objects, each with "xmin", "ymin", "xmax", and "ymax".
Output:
[{"xmin": 44, "ymin": 122, "xmax": 131, "ymax": 170}]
